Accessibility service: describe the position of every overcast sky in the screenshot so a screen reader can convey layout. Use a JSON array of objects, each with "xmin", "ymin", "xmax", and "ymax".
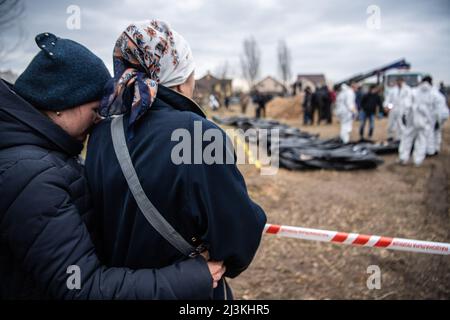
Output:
[{"xmin": 1, "ymin": 0, "xmax": 449, "ymax": 87}]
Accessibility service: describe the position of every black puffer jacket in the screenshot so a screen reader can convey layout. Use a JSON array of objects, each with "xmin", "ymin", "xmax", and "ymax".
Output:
[{"xmin": 0, "ymin": 79, "xmax": 213, "ymax": 299}]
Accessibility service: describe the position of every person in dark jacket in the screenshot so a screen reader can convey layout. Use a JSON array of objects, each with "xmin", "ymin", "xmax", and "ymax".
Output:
[
  {"xmin": 85, "ymin": 20, "xmax": 267, "ymax": 300},
  {"xmin": 0, "ymin": 32, "xmax": 224, "ymax": 300},
  {"xmin": 302, "ymin": 87, "xmax": 313, "ymax": 125},
  {"xmin": 320, "ymin": 85, "xmax": 333, "ymax": 124},
  {"xmin": 359, "ymin": 85, "xmax": 383, "ymax": 140},
  {"xmin": 252, "ymin": 90, "xmax": 269, "ymax": 118},
  {"xmin": 310, "ymin": 88, "xmax": 322, "ymax": 125}
]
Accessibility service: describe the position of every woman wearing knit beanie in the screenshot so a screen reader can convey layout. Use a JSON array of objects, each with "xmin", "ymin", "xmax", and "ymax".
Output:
[{"xmin": 0, "ymin": 33, "xmax": 224, "ymax": 299}]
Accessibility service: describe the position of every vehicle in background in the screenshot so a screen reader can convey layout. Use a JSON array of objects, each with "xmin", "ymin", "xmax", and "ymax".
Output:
[{"xmin": 383, "ymin": 71, "xmax": 427, "ymax": 97}]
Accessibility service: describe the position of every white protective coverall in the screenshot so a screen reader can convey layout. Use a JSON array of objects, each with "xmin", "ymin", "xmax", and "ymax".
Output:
[
  {"xmin": 426, "ymin": 89, "xmax": 449, "ymax": 155},
  {"xmin": 384, "ymin": 83, "xmax": 413, "ymax": 140},
  {"xmin": 209, "ymin": 94, "xmax": 219, "ymax": 111},
  {"xmin": 335, "ymin": 84, "xmax": 356, "ymax": 144},
  {"xmin": 399, "ymin": 82, "xmax": 434, "ymax": 166}
]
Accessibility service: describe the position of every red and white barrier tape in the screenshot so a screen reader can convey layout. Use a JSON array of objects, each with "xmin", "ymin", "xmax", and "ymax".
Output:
[{"xmin": 264, "ymin": 224, "xmax": 450, "ymax": 255}]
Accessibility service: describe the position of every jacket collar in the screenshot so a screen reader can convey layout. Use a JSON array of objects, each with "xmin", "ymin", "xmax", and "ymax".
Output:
[
  {"xmin": 0, "ymin": 79, "xmax": 84, "ymax": 156},
  {"xmin": 156, "ymin": 85, "xmax": 206, "ymax": 118}
]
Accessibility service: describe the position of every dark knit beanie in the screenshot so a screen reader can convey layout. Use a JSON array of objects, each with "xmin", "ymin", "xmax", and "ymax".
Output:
[{"xmin": 14, "ymin": 33, "xmax": 111, "ymax": 111}]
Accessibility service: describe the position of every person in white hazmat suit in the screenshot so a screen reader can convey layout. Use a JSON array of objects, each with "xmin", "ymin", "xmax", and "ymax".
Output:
[
  {"xmin": 425, "ymin": 78, "xmax": 449, "ymax": 156},
  {"xmin": 335, "ymin": 83, "xmax": 357, "ymax": 144},
  {"xmin": 209, "ymin": 94, "xmax": 220, "ymax": 111},
  {"xmin": 384, "ymin": 78, "xmax": 413, "ymax": 141},
  {"xmin": 398, "ymin": 76, "xmax": 443, "ymax": 166}
]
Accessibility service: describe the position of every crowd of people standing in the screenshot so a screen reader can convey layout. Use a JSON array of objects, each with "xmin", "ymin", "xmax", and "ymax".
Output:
[
  {"xmin": 320, "ymin": 76, "xmax": 449, "ymax": 167},
  {"xmin": 204, "ymin": 77, "xmax": 449, "ymax": 168}
]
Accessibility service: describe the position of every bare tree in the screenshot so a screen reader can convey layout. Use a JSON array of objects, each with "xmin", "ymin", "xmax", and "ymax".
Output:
[
  {"xmin": 215, "ymin": 60, "xmax": 229, "ymax": 80},
  {"xmin": 240, "ymin": 37, "xmax": 260, "ymax": 90},
  {"xmin": 277, "ymin": 39, "xmax": 292, "ymax": 90},
  {"xmin": 0, "ymin": 0, "xmax": 25, "ymax": 63}
]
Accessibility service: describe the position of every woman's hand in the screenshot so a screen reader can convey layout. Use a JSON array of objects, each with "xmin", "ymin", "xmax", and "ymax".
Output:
[
  {"xmin": 201, "ymin": 251, "xmax": 226, "ymax": 288},
  {"xmin": 206, "ymin": 261, "xmax": 226, "ymax": 288}
]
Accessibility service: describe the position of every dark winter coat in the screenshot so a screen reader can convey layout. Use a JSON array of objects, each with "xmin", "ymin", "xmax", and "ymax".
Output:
[
  {"xmin": 0, "ymin": 79, "xmax": 212, "ymax": 300},
  {"xmin": 361, "ymin": 92, "xmax": 383, "ymax": 115},
  {"xmin": 85, "ymin": 86, "xmax": 267, "ymax": 300}
]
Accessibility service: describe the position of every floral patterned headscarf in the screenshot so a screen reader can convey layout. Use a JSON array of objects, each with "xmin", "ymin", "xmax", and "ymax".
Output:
[{"xmin": 100, "ymin": 20, "xmax": 195, "ymax": 135}]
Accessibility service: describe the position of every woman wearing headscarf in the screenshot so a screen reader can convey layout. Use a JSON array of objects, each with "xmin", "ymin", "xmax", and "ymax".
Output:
[
  {"xmin": 0, "ymin": 32, "xmax": 223, "ymax": 299},
  {"xmin": 85, "ymin": 20, "xmax": 267, "ymax": 300}
]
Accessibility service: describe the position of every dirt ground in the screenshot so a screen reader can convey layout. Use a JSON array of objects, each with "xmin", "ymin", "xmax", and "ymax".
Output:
[{"xmin": 210, "ymin": 102, "xmax": 450, "ymax": 300}]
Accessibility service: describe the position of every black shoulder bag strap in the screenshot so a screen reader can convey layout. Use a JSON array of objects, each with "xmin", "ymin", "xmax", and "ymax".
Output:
[{"xmin": 110, "ymin": 115, "xmax": 203, "ymax": 258}]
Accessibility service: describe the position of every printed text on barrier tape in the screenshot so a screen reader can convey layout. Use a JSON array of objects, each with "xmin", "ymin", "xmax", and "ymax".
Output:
[{"xmin": 264, "ymin": 224, "xmax": 450, "ymax": 255}]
